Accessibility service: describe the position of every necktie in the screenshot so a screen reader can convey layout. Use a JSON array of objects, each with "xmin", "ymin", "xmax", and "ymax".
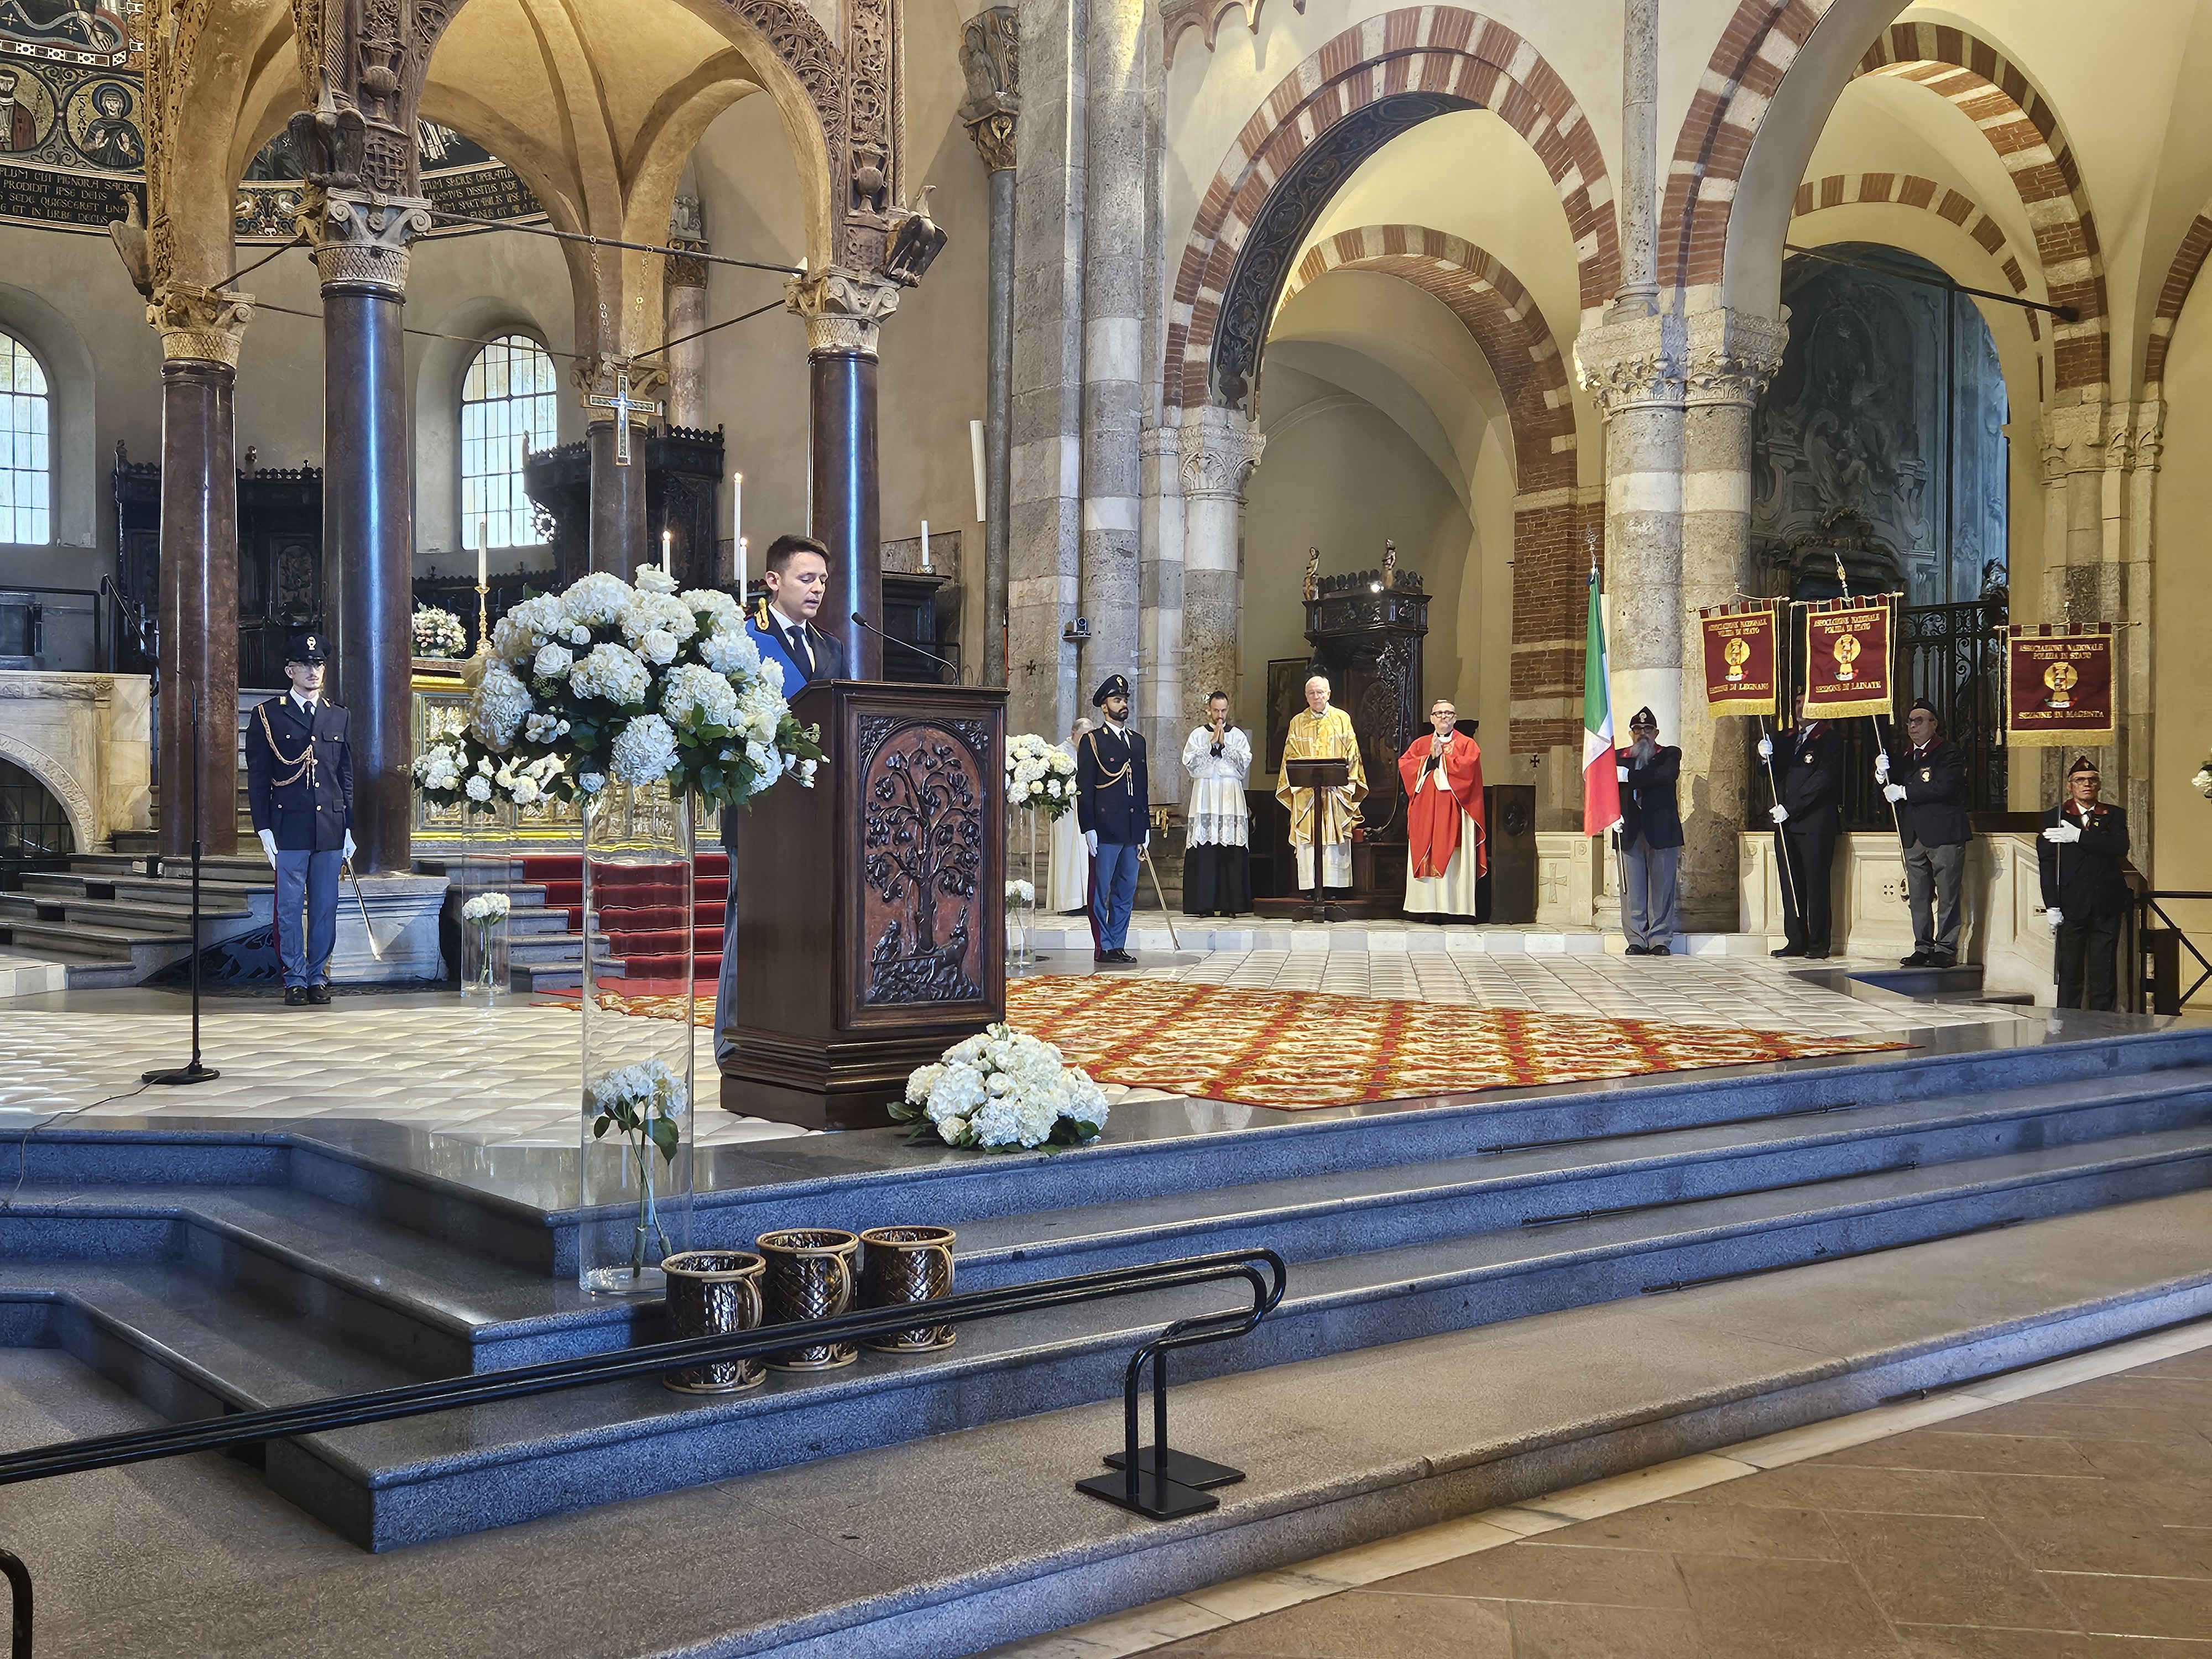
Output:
[{"xmin": 788, "ymin": 625, "xmax": 812, "ymax": 679}]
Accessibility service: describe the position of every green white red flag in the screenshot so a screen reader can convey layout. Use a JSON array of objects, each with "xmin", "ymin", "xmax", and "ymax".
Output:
[{"xmin": 1583, "ymin": 567, "xmax": 1621, "ymax": 835}]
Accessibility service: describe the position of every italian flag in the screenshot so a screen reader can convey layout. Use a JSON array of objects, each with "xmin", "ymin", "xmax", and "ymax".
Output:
[{"xmin": 1582, "ymin": 567, "xmax": 1622, "ymax": 835}]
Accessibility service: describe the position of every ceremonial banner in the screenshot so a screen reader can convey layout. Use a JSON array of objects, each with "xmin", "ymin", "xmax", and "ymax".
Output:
[
  {"xmin": 1699, "ymin": 602, "xmax": 1784, "ymax": 716},
  {"xmin": 1800, "ymin": 598, "xmax": 1896, "ymax": 719},
  {"xmin": 2006, "ymin": 625, "xmax": 2116, "ymax": 746}
]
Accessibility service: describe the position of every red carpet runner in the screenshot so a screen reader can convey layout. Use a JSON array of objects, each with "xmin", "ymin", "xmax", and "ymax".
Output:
[{"xmin": 519, "ymin": 851, "xmax": 727, "ymax": 986}]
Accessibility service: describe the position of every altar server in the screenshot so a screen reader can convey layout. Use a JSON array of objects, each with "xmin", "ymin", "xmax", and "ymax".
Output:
[
  {"xmin": 1399, "ymin": 698, "xmax": 1485, "ymax": 919},
  {"xmin": 246, "ymin": 629, "xmax": 354, "ymax": 1005},
  {"xmin": 1276, "ymin": 672, "xmax": 1368, "ymax": 895},
  {"xmin": 1182, "ymin": 691, "xmax": 1253, "ymax": 917},
  {"xmin": 1076, "ymin": 675, "xmax": 1150, "ymax": 964},
  {"xmin": 1047, "ymin": 718, "xmax": 1095, "ymax": 916},
  {"xmin": 1616, "ymin": 706, "xmax": 1682, "ymax": 955},
  {"xmin": 2039, "ymin": 755, "xmax": 2130, "ymax": 1011}
]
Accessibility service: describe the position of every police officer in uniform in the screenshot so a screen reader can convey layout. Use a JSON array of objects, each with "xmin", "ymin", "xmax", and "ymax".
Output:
[
  {"xmin": 1075, "ymin": 674, "xmax": 1150, "ymax": 964},
  {"xmin": 246, "ymin": 629, "xmax": 354, "ymax": 1005},
  {"xmin": 2038, "ymin": 755, "xmax": 2131, "ymax": 1011}
]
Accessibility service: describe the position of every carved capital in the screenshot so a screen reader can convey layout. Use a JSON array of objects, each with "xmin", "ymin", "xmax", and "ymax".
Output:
[
  {"xmin": 1683, "ymin": 307, "xmax": 1788, "ymax": 409},
  {"xmin": 965, "ymin": 111, "xmax": 1018, "ymax": 173},
  {"xmin": 2039, "ymin": 400, "xmax": 2115, "ymax": 484},
  {"xmin": 148, "ymin": 283, "xmax": 254, "ymax": 368},
  {"xmin": 572, "ymin": 356, "xmax": 670, "ymax": 423},
  {"xmin": 1177, "ymin": 407, "xmax": 1265, "ymax": 502},
  {"xmin": 299, "ymin": 187, "xmax": 432, "ymax": 291},
  {"xmin": 665, "ymin": 240, "xmax": 711, "ymax": 291},
  {"xmin": 958, "ymin": 7, "xmax": 1020, "ymax": 153},
  {"xmin": 1573, "ymin": 312, "xmax": 1687, "ymax": 418},
  {"xmin": 784, "ymin": 266, "xmax": 902, "ymax": 358}
]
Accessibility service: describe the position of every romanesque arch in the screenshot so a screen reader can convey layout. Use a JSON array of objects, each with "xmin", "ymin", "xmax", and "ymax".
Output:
[
  {"xmin": 1792, "ymin": 173, "xmax": 2042, "ymax": 338},
  {"xmin": 2145, "ymin": 200, "xmax": 2212, "ymax": 395}
]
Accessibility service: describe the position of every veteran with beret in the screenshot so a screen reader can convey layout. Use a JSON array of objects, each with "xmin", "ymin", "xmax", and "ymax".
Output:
[
  {"xmin": 1074, "ymin": 674, "xmax": 1149, "ymax": 964},
  {"xmin": 1877, "ymin": 697, "xmax": 1971, "ymax": 969},
  {"xmin": 246, "ymin": 628, "xmax": 354, "ymax": 1005}
]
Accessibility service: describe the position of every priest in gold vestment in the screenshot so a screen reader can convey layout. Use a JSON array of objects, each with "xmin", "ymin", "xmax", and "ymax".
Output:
[{"xmin": 1276, "ymin": 672, "xmax": 1368, "ymax": 892}]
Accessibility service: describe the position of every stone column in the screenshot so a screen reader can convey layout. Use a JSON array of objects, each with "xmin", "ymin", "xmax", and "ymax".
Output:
[
  {"xmin": 1613, "ymin": 0, "xmax": 1661, "ymax": 319},
  {"xmin": 310, "ymin": 190, "xmax": 429, "ymax": 875},
  {"xmin": 1139, "ymin": 422, "xmax": 1185, "ymax": 786},
  {"xmin": 1008, "ymin": 0, "xmax": 1084, "ymax": 737},
  {"xmin": 582, "ymin": 358, "xmax": 664, "ymax": 577},
  {"xmin": 149, "ymin": 284, "xmax": 252, "ymax": 858},
  {"xmin": 787, "ymin": 268, "xmax": 901, "ymax": 679},
  {"xmin": 665, "ymin": 197, "xmax": 709, "ymax": 430},
  {"xmin": 961, "ymin": 8, "xmax": 1019, "ymax": 688},
  {"xmin": 1677, "ymin": 309, "xmax": 1787, "ymax": 928},
  {"xmin": 1177, "ymin": 406, "xmax": 1264, "ymax": 731},
  {"xmin": 1080, "ymin": 0, "xmax": 1145, "ymax": 708}
]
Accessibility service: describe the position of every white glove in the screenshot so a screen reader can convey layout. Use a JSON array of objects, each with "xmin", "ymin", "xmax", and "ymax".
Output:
[
  {"xmin": 1883, "ymin": 783, "xmax": 1908, "ymax": 804},
  {"xmin": 257, "ymin": 828, "xmax": 277, "ymax": 867},
  {"xmin": 1616, "ymin": 765, "xmax": 1629, "ymax": 782},
  {"xmin": 1084, "ymin": 830, "xmax": 1098, "ymax": 858},
  {"xmin": 1769, "ymin": 804, "xmax": 1788, "ymax": 825},
  {"xmin": 1756, "ymin": 736, "xmax": 1773, "ymax": 761},
  {"xmin": 1141, "ymin": 832, "xmax": 1150, "ymax": 851},
  {"xmin": 342, "ymin": 831, "xmax": 356, "ymax": 863},
  {"xmin": 2043, "ymin": 822, "xmax": 2081, "ymax": 844},
  {"xmin": 1874, "ymin": 752, "xmax": 1890, "ymax": 782},
  {"xmin": 2046, "ymin": 906, "xmax": 2064, "ymax": 930}
]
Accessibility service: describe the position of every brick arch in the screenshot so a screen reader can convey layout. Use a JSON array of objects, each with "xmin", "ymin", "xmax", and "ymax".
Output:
[
  {"xmin": 1792, "ymin": 173, "xmax": 2042, "ymax": 340},
  {"xmin": 1166, "ymin": 7, "xmax": 1618, "ymax": 413},
  {"xmin": 1667, "ymin": 6, "xmax": 2109, "ymax": 392},
  {"xmin": 2144, "ymin": 202, "xmax": 2212, "ymax": 394},
  {"xmin": 1282, "ymin": 226, "xmax": 1577, "ymax": 492}
]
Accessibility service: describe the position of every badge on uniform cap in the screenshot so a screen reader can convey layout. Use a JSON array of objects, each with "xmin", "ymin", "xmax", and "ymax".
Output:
[
  {"xmin": 285, "ymin": 628, "xmax": 327, "ymax": 665},
  {"xmin": 1092, "ymin": 674, "xmax": 1130, "ymax": 708},
  {"xmin": 1628, "ymin": 706, "xmax": 1657, "ymax": 730},
  {"xmin": 2067, "ymin": 754, "xmax": 2098, "ymax": 775}
]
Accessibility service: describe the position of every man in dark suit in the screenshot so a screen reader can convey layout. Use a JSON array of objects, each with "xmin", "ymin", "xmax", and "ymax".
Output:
[
  {"xmin": 2039, "ymin": 755, "xmax": 2130, "ymax": 1010},
  {"xmin": 747, "ymin": 532, "xmax": 847, "ymax": 691},
  {"xmin": 1616, "ymin": 706, "xmax": 1682, "ymax": 956},
  {"xmin": 246, "ymin": 629, "xmax": 353, "ymax": 1005},
  {"xmin": 1076, "ymin": 674, "xmax": 1150, "ymax": 964},
  {"xmin": 1763, "ymin": 689, "xmax": 1844, "ymax": 959},
  {"xmin": 1879, "ymin": 696, "xmax": 1971, "ymax": 968}
]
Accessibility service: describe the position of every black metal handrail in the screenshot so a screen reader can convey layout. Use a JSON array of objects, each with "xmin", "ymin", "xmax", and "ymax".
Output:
[
  {"xmin": 2139, "ymin": 890, "xmax": 2212, "ymax": 1014},
  {"xmin": 0, "ymin": 1248, "xmax": 1285, "ymax": 1489}
]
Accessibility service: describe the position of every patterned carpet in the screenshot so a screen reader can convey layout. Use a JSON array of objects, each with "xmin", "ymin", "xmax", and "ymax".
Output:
[
  {"xmin": 998, "ymin": 976, "xmax": 1904, "ymax": 1108},
  {"xmin": 575, "ymin": 977, "xmax": 1905, "ymax": 1109}
]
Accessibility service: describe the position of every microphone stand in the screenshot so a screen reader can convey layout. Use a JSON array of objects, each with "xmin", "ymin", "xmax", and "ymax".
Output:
[
  {"xmin": 849, "ymin": 611, "xmax": 963, "ymax": 684},
  {"xmin": 145, "ymin": 688, "xmax": 218, "ymax": 1085}
]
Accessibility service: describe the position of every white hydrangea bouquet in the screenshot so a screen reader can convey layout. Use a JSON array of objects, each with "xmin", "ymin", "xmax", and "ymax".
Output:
[
  {"xmin": 409, "ymin": 564, "xmax": 822, "ymax": 816},
  {"xmin": 891, "ymin": 1024, "xmax": 1109, "ymax": 1151},
  {"xmin": 1006, "ymin": 732, "xmax": 1077, "ymax": 819},
  {"xmin": 2195, "ymin": 754, "xmax": 2212, "ymax": 800},
  {"xmin": 1004, "ymin": 879, "xmax": 1034, "ymax": 913},
  {"xmin": 458, "ymin": 890, "xmax": 510, "ymax": 998},
  {"xmin": 587, "ymin": 1058, "xmax": 687, "ymax": 1277},
  {"xmin": 413, "ymin": 604, "xmax": 468, "ymax": 659}
]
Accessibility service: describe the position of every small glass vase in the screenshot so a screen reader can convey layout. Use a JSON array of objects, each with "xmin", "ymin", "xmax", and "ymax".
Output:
[
  {"xmin": 460, "ymin": 915, "xmax": 509, "ymax": 1003},
  {"xmin": 579, "ymin": 785, "xmax": 696, "ymax": 1296}
]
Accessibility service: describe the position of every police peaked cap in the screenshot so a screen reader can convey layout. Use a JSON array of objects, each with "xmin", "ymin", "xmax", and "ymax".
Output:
[
  {"xmin": 285, "ymin": 628, "xmax": 327, "ymax": 665},
  {"xmin": 1092, "ymin": 674, "xmax": 1130, "ymax": 707}
]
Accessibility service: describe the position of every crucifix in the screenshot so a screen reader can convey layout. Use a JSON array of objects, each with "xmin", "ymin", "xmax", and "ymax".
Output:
[{"xmin": 586, "ymin": 364, "xmax": 664, "ymax": 466}]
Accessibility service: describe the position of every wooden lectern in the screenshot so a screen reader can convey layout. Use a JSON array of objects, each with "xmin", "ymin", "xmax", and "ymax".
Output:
[
  {"xmin": 721, "ymin": 680, "xmax": 1008, "ymax": 1129},
  {"xmin": 1284, "ymin": 757, "xmax": 1352, "ymax": 922}
]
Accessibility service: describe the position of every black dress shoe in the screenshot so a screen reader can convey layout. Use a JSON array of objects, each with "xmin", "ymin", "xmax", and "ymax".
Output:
[
  {"xmin": 1625, "ymin": 943, "xmax": 1649, "ymax": 956},
  {"xmin": 1901, "ymin": 952, "xmax": 1931, "ymax": 967},
  {"xmin": 1771, "ymin": 945, "xmax": 1807, "ymax": 958},
  {"xmin": 1104, "ymin": 949, "xmax": 1138, "ymax": 964},
  {"xmin": 1928, "ymin": 955, "xmax": 1958, "ymax": 970},
  {"xmin": 307, "ymin": 984, "xmax": 333, "ymax": 1004},
  {"xmin": 1650, "ymin": 944, "xmax": 1672, "ymax": 957},
  {"xmin": 1805, "ymin": 950, "xmax": 1830, "ymax": 961},
  {"xmin": 284, "ymin": 986, "xmax": 309, "ymax": 1007}
]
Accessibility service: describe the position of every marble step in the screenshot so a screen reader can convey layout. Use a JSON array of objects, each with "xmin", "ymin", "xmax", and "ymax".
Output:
[{"xmin": 0, "ymin": 892, "xmax": 256, "ymax": 934}]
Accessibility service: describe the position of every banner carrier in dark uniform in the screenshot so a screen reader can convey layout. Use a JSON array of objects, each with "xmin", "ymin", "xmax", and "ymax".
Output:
[{"xmin": 246, "ymin": 629, "xmax": 354, "ymax": 1005}]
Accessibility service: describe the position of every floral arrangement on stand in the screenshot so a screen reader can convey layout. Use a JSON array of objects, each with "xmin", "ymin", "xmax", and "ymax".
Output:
[
  {"xmin": 1005, "ymin": 733, "xmax": 1077, "ymax": 818},
  {"xmin": 408, "ymin": 563, "xmax": 823, "ymax": 818},
  {"xmin": 891, "ymin": 1024, "xmax": 1109, "ymax": 1151},
  {"xmin": 413, "ymin": 605, "xmax": 468, "ymax": 660},
  {"xmin": 586, "ymin": 1059, "xmax": 687, "ymax": 1277},
  {"xmin": 459, "ymin": 890, "xmax": 510, "ymax": 998}
]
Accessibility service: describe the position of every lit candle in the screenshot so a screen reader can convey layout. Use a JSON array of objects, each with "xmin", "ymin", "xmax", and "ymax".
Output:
[
  {"xmin": 732, "ymin": 471, "xmax": 743, "ymax": 551},
  {"xmin": 921, "ymin": 519, "xmax": 931, "ymax": 571},
  {"xmin": 477, "ymin": 516, "xmax": 488, "ymax": 590},
  {"xmin": 662, "ymin": 527, "xmax": 672, "ymax": 572}
]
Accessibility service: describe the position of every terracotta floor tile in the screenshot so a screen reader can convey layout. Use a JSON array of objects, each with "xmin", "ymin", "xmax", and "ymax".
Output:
[
  {"xmin": 1524, "ymin": 1500, "xmax": 1841, "ymax": 1562},
  {"xmin": 1376, "ymin": 1540, "xmax": 1690, "ymax": 1608},
  {"xmin": 2043, "ymin": 1571, "xmax": 2212, "ymax": 1640},
  {"xmin": 1150, "ymin": 1590, "xmax": 1513, "ymax": 1657},
  {"xmin": 1674, "ymin": 1553, "xmax": 1909, "ymax": 1658},
  {"xmin": 1814, "ymin": 1430, "xmax": 2103, "ymax": 1478}
]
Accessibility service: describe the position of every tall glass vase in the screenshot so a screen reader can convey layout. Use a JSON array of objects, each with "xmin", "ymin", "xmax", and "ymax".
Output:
[
  {"xmin": 453, "ymin": 813, "xmax": 515, "ymax": 1002},
  {"xmin": 579, "ymin": 785, "xmax": 696, "ymax": 1295}
]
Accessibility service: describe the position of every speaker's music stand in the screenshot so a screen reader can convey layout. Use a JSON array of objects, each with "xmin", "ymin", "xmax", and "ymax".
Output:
[{"xmin": 1284, "ymin": 758, "xmax": 1351, "ymax": 923}]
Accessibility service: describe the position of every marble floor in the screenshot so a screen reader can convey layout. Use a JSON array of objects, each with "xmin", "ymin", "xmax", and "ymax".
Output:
[{"xmin": 997, "ymin": 1322, "xmax": 2212, "ymax": 1658}]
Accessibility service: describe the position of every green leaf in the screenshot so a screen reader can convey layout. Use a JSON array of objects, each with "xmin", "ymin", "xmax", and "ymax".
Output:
[
  {"xmin": 591, "ymin": 1115, "xmax": 612, "ymax": 1139},
  {"xmin": 649, "ymin": 1115, "xmax": 681, "ymax": 1164}
]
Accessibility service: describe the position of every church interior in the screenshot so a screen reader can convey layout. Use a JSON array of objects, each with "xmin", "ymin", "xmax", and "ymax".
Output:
[{"xmin": 2, "ymin": 0, "xmax": 2212, "ymax": 1652}]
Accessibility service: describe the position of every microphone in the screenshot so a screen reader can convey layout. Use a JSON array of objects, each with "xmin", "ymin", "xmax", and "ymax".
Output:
[{"xmin": 849, "ymin": 611, "xmax": 962, "ymax": 682}]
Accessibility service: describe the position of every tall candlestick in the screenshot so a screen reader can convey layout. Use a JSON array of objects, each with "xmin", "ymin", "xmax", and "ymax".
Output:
[
  {"xmin": 921, "ymin": 518, "xmax": 931, "ymax": 571},
  {"xmin": 738, "ymin": 536, "xmax": 748, "ymax": 596},
  {"xmin": 475, "ymin": 515, "xmax": 491, "ymax": 656},
  {"xmin": 732, "ymin": 471, "xmax": 743, "ymax": 551},
  {"xmin": 477, "ymin": 517, "xmax": 488, "ymax": 590},
  {"xmin": 662, "ymin": 527, "xmax": 672, "ymax": 572}
]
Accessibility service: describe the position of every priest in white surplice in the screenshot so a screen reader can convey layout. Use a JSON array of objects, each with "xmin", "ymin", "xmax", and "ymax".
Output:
[
  {"xmin": 1047, "ymin": 717, "xmax": 1095, "ymax": 915},
  {"xmin": 1181, "ymin": 690, "xmax": 1253, "ymax": 916},
  {"xmin": 1398, "ymin": 697, "xmax": 1486, "ymax": 919}
]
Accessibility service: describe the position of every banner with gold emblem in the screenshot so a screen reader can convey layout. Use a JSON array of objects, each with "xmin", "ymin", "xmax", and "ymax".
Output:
[
  {"xmin": 2006, "ymin": 624, "xmax": 2116, "ymax": 746},
  {"xmin": 1699, "ymin": 601, "xmax": 1785, "ymax": 716},
  {"xmin": 1799, "ymin": 597, "xmax": 1897, "ymax": 719}
]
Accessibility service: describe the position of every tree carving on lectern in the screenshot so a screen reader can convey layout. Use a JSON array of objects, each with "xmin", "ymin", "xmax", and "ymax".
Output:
[{"xmin": 863, "ymin": 731, "xmax": 984, "ymax": 1004}]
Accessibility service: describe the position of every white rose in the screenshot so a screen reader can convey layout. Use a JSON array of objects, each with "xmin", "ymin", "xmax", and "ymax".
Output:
[{"xmin": 465, "ymin": 775, "xmax": 492, "ymax": 802}]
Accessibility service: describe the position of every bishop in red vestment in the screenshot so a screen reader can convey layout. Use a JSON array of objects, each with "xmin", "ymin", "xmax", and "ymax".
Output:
[{"xmin": 1399, "ymin": 699, "xmax": 1485, "ymax": 917}]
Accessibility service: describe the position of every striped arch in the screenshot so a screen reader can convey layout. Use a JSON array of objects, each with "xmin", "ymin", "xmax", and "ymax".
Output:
[
  {"xmin": 2145, "ymin": 204, "xmax": 2212, "ymax": 395},
  {"xmin": 1277, "ymin": 226, "xmax": 1593, "ymax": 757},
  {"xmin": 1668, "ymin": 6, "xmax": 2109, "ymax": 393},
  {"xmin": 1792, "ymin": 172, "xmax": 2042, "ymax": 340},
  {"xmin": 1166, "ymin": 7, "xmax": 1617, "ymax": 413}
]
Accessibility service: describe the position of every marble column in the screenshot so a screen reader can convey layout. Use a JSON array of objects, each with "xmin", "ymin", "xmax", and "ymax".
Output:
[
  {"xmin": 961, "ymin": 7, "xmax": 1019, "ymax": 687},
  {"xmin": 311, "ymin": 191, "xmax": 429, "ymax": 875},
  {"xmin": 665, "ymin": 198, "xmax": 709, "ymax": 431},
  {"xmin": 583, "ymin": 359, "xmax": 662, "ymax": 577},
  {"xmin": 787, "ymin": 268, "xmax": 901, "ymax": 679},
  {"xmin": 1177, "ymin": 406, "xmax": 1264, "ymax": 730},
  {"xmin": 149, "ymin": 284, "xmax": 252, "ymax": 858},
  {"xmin": 1677, "ymin": 309, "xmax": 1787, "ymax": 928},
  {"xmin": 1139, "ymin": 423, "xmax": 1185, "ymax": 776},
  {"xmin": 1081, "ymin": 0, "xmax": 1145, "ymax": 709},
  {"xmin": 1613, "ymin": 0, "xmax": 1661, "ymax": 320}
]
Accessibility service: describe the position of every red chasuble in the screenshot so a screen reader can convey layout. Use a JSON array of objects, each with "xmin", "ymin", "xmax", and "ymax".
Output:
[{"xmin": 1399, "ymin": 733, "xmax": 1486, "ymax": 878}]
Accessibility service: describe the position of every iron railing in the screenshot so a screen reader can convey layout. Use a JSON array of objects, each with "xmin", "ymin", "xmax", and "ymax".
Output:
[
  {"xmin": 2139, "ymin": 891, "xmax": 2212, "ymax": 1014},
  {"xmin": 0, "ymin": 1248, "xmax": 1287, "ymax": 1653}
]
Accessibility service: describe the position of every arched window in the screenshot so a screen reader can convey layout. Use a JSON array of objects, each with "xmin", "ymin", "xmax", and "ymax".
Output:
[
  {"xmin": 0, "ymin": 331, "xmax": 50, "ymax": 545},
  {"xmin": 460, "ymin": 335, "xmax": 558, "ymax": 550}
]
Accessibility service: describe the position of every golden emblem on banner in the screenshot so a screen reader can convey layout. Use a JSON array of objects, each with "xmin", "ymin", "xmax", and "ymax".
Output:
[
  {"xmin": 1833, "ymin": 633, "xmax": 1861, "ymax": 682},
  {"xmin": 1723, "ymin": 637, "xmax": 1750, "ymax": 682},
  {"xmin": 2043, "ymin": 660, "xmax": 2078, "ymax": 709}
]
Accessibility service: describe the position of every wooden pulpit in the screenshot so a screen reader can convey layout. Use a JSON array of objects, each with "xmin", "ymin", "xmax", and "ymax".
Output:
[
  {"xmin": 1284, "ymin": 758, "xmax": 1352, "ymax": 922},
  {"xmin": 721, "ymin": 681, "xmax": 1007, "ymax": 1129}
]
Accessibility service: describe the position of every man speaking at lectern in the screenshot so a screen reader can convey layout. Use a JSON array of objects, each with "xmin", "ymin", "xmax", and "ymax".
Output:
[{"xmin": 747, "ymin": 534, "xmax": 847, "ymax": 690}]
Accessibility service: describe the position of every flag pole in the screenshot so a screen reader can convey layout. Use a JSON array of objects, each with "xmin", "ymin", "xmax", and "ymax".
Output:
[{"xmin": 1835, "ymin": 556, "xmax": 1902, "ymax": 833}]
